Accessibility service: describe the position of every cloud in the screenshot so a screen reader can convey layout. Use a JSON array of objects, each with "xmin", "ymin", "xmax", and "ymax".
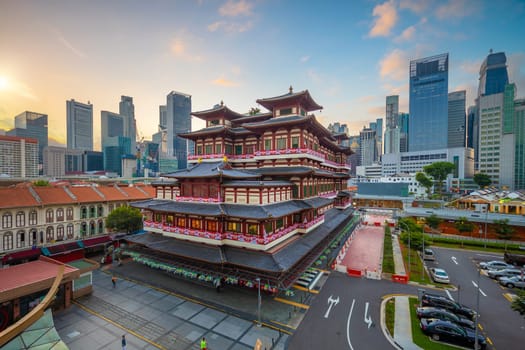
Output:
[
  {"xmin": 300, "ymin": 55, "xmax": 310, "ymax": 63},
  {"xmin": 219, "ymin": 0, "xmax": 253, "ymax": 17},
  {"xmin": 369, "ymin": 0, "xmax": 398, "ymax": 37},
  {"xmin": 170, "ymin": 37, "xmax": 203, "ymax": 62},
  {"xmin": 436, "ymin": 0, "xmax": 478, "ymax": 20},
  {"xmin": 459, "ymin": 60, "xmax": 481, "ymax": 75},
  {"xmin": 367, "ymin": 105, "xmax": 384, "ymax": 116},
  {"xmin": 379, "ymin": 49, "xmax": 409, "ymax": 81},
  {"xmin": 212, "ymin": 77, "xmax": 240, "ymax": 87},
  {"xmin": 394, "ymin": 25, "xmax": 415, "ymax": 42},
  {"xmin": 359, "ymin": 95, "xmax": 377, "ymax": 104},
  {"xmin": 207, "ymin": 20, "xmax": 253, "ymax": 33},
  {"xmin": 57, "ymin": 34, "xmax": 85, "ymax": 58},
  {"xmin": 399, "ymin": 0, "xmax": 432, "ymax": 14}
]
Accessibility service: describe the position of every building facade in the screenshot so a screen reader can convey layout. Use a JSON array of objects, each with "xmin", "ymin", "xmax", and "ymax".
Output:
[
  {"xmin": 166, "ymin": 91, "xmax": 192, "ymax": 170},
  {"xmin": 119, "ymin": 96, "xmax": 136, "ymax": 154},
  {"xmin": 359, "ymin": 127, "xmax": 377, "ymax": 166},
  {"xmin": 43, "ymin": 146, "xmax": 67, "ymax": 177},
  {"xmin": 384, "ymin": 95, "xmax": 400, "ymax": 154},
  {"xmin": 409, "ymin": 53, "xmax": 449, "ymax": 152},
  {"xmin": 0, "ymin": 136, "xmax": 38, "ymax": 178},
  {"xmin": 101, "ymin": 111, "xmax": 132, "ymax": 175},
  {"xmin": 448, "ymin": 90, "xmax": 467, "ymax": 148},
  {"xmin": 67, "ymin": 99, "xmax": 93, "ymax": 151}
]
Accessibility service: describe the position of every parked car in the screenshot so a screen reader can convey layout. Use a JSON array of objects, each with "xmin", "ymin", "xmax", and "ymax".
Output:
[
  {"xmin": 499, "ymin": 275, "xmax": 525, "ymax": 289},
  {"xmin": 430, "ymin": 268, "xmax": 450, "ymax": 284},
  {"xmin": 479, "ymin": 260, "xmax": 510, "ymax": 270},
  {"xmin": 421, "ymin": 293, "xmax": 477, "ymax": 320},
  {"xmin": 422, "ymin": 248, "xmax": 435, "ymax": 261},
  {"xmin": 504, "ymin": 252, "xmax": 525, "ymax": 266},
  {"xmin": 420, "ymin": 318, "xmax": 486, "ymax": 350},
  {"xmin": 487, "ymin": 268, "xmax": 522, "ymax": 280},
  {"xmin": 416, "ymin": 307, "xmax": 475, "ymax": 329}
]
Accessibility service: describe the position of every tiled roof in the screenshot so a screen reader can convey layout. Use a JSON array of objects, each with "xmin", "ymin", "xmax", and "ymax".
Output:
[
  {"xmin": 0, "ymin": 187, "xmax": 40, "ymax": 209},
  {"xmin": 163, "ymin": 161, "xmax": 260, "ymax": 179},
  {"xmin": 68, "ymin": 186, "xmax": 107, "ymax": 203},
  {"xmin": 242, "ymin": 115, "xmax": 308, "ymax": 128},
  {"xmin": 251, "ymin": 166, "xmax": 314, "ymax": 176},
  {"xmin": 32, "ymin": 186, "xmax": 76, "ymax": 205},
  {"xmin": 96, "ymin": 186, "xmax": 127, "ymax": 201},
  {"xmin": 223, "ymin": 180, "xmax": 294, "ymax": 187}
]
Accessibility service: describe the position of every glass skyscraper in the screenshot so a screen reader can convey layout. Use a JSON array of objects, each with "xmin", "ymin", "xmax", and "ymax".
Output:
[
  {"xmin": 447, "ymin": 90, "xmax": 466, "ymax": 148},
  {"xmin": 67, "ymin": 99, "xmax": 93, "ymax": 151},
  {"xmin": 166, "ymin": 91, "xmax": 192, "ymax": 170},
  {"xmin": 409, "ymin": 53, "xmax": 449, "ymax": 152},
  {"xmin": 478, "ymin": 51, "xmax": 509, "ymax": 98}
]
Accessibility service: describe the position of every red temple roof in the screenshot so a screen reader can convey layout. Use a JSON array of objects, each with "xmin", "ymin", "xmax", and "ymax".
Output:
[
  {"xmin": 191, "ymin": 103, "xmax": 246, "ymax": 121},
  {"xmin": 256, "ymin": 87, "xmax": 323, "ymax": 112}
]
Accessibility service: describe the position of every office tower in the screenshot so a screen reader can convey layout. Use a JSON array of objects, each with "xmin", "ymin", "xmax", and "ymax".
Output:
[
  {"xmin": 478, "ymin": 51, "xmax": 509, "ymax": 98},
  {"xmin": 166, "ymin": 91, "xmax": 192, "ymax": 170},
  {"xmin": 398, "ymin": 112, "xmax": 409, "ymax": 152},
  {"xmin": 43, "ymin": 146, "xmax": 66, "ymax": 176},
  {"xmin": 0, "ymin": 135, "xmax": 38, "ymax": 177},
  {"xmin": 67, "ymin": 99, "xmax": 93, "ymax": 151},
  {"xmin": 448, "ymin": 90, "xmax": 467, "ymax": 148},
  {"xmin": 409, "ymin": 53, "xmax": 449, "ymax": 152},
  {"xmin": 159, "ymin": 105, "xmax": 167, "ymax": 129},
  {"xmin": 384, "ymin": 96, "xmax": 400, "ymax": 154},
  {"xmin": 370, "ymin": 118, "xmax": 383, "ymax": 159},
  {"xmin": 65, "ymin": 149, "xmax": 84, "ymax": 173},
  {"xmin": 7, "ymin": 111, "xmax": 48, "ymax": 174},
  {"xmin": 83, "ymin": 151, "xmax": 103, "ymax": 172},
  {"xmin": 119, "ymin": 96, "xmax": 137, "ymax": 153},
  {"xmin": 101, "ymin": 111, "xmax": 132, "ymax": 175},
  {"xmin": 467, "ymin": 106, "xmax": 476, "ymax": 149},
  {"xmin": 514, "ymin": 98, "xmax": 525, "ymax": 189},
  {"xmin": 359, "ymin": 127, "xmax": 377, "ymax": 166}
]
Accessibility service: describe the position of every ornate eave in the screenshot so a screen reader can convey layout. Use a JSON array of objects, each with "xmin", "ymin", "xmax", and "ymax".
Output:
[
  {"xmin": 242, "ymin": 115, "xmax": 310, "ymax": 131},
  {"xmin": 191, "ymin": 104, "xmax": 246, "ymax": 121},
  {"xmin": 256, "ymin": 88, "xmax": 323, "ymax": 112},
  {"xmin": 163, "ymin": 161, "xmax": 260, "ymax": 180},
  {"xmin": 231, "ymin": 113, "xmax": 273, "ymax": 127}
]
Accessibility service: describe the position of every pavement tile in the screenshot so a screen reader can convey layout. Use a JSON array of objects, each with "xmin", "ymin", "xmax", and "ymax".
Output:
[
  {"xmin": 151, "ymin": 313, "xmax": 186, "ymax": 331},
  {"xmin": 229, "ymin": 343, "xmax": 252, "ymax": 350},
  {"xmin": 239, "ymin": 325, "xmax": 280, "ymax": 348},
  {"xmin": 173, "ymin": 322, "xmax": 207, "ymax": 343},
  {"xmin": 149, "ymin": 294, "xmax": 185, "ymax": 312},
  {"xmin": 213, "ymin": 316, "xmax": 252, "ymax": 340},
  {"xmin": 171, "ymin": 301, "xmax": 205, "ymax": 320},
  {"xmin": 203, "ymin": 331, "xmax": 235, "ymax": 350},
  {"xmin": 134, "ymin": 305, "xmax": 165, "ymax": 321},
  {"xmin": 189, "ymin": 308, "xmax": 228, "ymax": 329},
  {"xmin": 118, "ymin": 299, "xmax": 145, "ymax": 313}
]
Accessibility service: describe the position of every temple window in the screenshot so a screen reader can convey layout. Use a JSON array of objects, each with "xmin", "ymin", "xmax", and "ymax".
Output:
[
  {"xmin": 245, "ymin": 145, "xmax": 254, "ymax": 154},
  {"xmin": 209, "ymin": 119, "xmax": 220, "ymax": 126},
  {"xmin": 292, "ymin": 136, "xmax": 299, "ymax": 148},
  {"xmin": 191, "ymin": 219, "xmax": 202, "ymax": 230},
  {"xmin": 264, "ymin": 222, "xmax": 273, "ymax": 234},
  {"xmin": 177, "ymin": 217, "xmax": 186, "ymax": 227},
  {"xmin": 215, "ymin": 144, "xmax": 222, "ymax": 154},
  {"xmin": 207, "ymin": 221, "xmax": 217, "ymax": 232},
  {"xmin": 205, "ymin": 145, "xmax": 212, "ymax": 154},
  {"xmin": 279, "ymin": 108, "xmax": 292, "ymax": 115},
  {"xmin": 155, "ymin": 213, "xmax": 162, "ymax": 222},
  {"xmin": 234, "ymin": 145, "xmax": 242, "ymax": 155},
  {"xmin": 225, "ymin": 144, "xmax": 233, "ymax": 155},
  {"xmin": 226, "ymin": 221, "xmax": 242, "ymax": 233},
  {"xmin": 166, "ymin": 215, "xmax": 174, "ymax": 225},
  {"xmin": 247, "ymin": 223, "xmax": 258, "ymax": 235},
  {"xmin": 300, "ymin": 109, "xmax": 306, "ymax": 116},
  {"xmin": 276, "ymin": 218, "xmax": 284, "ymax": 230},
  {"xmin": 264, "ymin": 139, "xmax": 271, "ymax": 151},
  {"xmin": 276, "ymin": 137, "xmax": 286, "ymax": 150},
  {"xmin": 197, "ymin": 145, "xmax": 202, "ymax": 155}
]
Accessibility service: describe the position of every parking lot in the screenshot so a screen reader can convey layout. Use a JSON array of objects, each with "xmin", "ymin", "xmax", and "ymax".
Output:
[{"xmin": 421, "ymin": 247, "xmax": 525, "ymax": 350}]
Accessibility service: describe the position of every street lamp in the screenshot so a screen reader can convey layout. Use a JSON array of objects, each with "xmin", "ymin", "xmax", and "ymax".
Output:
[{"xmin": 256, "ymin": 277, "xmax": 261, "ymax": 327}]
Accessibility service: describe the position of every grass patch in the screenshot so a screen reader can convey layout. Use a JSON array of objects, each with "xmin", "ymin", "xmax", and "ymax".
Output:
[
  {"xmin": 385, "ymin": 298, "xmax": 395, "ymax": 336},
  {"xmin": 409, "ymin": 297, "xmax": 458, "ymax": 350},
  {"xmin": 429, "ymin": 236, "xmax": 524, "ymax": 254},
  {"xmin": 382, "ymin": 227, "xmax": 395, "ymax": 274},
  {"xmin": 401, "ymin": 244, "xmax": 432, "ymax": 284}
]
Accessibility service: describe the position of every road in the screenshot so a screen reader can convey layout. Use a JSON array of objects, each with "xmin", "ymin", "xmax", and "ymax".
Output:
[
  {"xmin": 428, "ymin": 247, "xmax": 525, "ymax": 350},
  {"xmin": 288, "ymin": 273, "xmax": 418, "ymax": 350}
]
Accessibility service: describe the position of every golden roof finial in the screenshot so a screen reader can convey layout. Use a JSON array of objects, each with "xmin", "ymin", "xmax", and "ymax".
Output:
[{"xmin": 289, "ymin": 85, "xmax": 293, "ymax": 94}]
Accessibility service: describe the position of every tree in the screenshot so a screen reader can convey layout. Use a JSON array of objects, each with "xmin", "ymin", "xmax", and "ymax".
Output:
[
  {"xmin": 105, "ymin": 206, "xmax": 143, "ymax": 234},
  {"xmin": 423, "ymin": 162, "xmax": 456, "ymax": 197},
  {"xmin": 511, "ymin": 289, "xmax": 525, "ymax": 317},
  {"xmin": 248, "ymin": 107, "xmax": 261, "ymax": 115},
  {"xmin": 455, "ymin": 217, "xmax": 474, "ymax": 236},
  {"xmin": 400, "ymin": 230, "xmax": 424, "ymax": 251},
  {"xmin": 425, "ymin": 214, "xmax": 442, "ymax": 231},
  {"xmin": 415, "ymin": 172, "xmax": 433, "ymax": 197},
  {"xmin": 33, "ymin": 179, "xmax": 50, "ymax": 186},
  {"xmin": 494, "ymin": 218, "xmax": 515, "ymax": 250},
  {"xmin": 473, "ymin": 173, "xmax": 492, "ymax": 189}
]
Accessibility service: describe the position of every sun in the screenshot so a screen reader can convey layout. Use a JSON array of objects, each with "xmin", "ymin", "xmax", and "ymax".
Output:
[{"xmin": 0, "ymin": 76, "xmax": 8, "ymax": 90}]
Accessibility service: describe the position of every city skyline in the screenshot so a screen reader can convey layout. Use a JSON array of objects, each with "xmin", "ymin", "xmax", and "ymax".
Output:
[{"xmin": 1, "ymin": 0, "xmax": 524, "ymax": 150}]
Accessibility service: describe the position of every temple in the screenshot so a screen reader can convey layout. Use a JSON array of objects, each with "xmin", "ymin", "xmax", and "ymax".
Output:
[{"xmin": 128, "ymin": 88, "xmax": 354, "ymax": 293}]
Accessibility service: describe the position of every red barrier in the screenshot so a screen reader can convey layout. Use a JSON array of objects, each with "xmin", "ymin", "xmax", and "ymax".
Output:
[
  {"xmin": 374, "ymin": 222, "xmax": 381, "ymax": 226},
  {"xmin": 347, "ymin": 267, "xmax": 363, "ymax": 277},
  {"xmin": 392, "ymin": 274, "xmax": 409, "ymax": 284},
  {"xmin": 331, "ymin": 261, "xmax": 336, "ymax": 270}
]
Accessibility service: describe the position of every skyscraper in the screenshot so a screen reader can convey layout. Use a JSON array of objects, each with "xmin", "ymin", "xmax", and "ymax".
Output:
[
  {"xmin": 384, "ymin": 95, "xmax": 400, "ymax": 154},
  {"xmin": 0, "ymin": 135, "xmax": 38, "ymax": 178},
  {"xmin": 6, "ymin": 111, "xmax": 48, "ymax": 173},
  {"xmin": 514, "ymin": 98, "xmax": 525, "ymax": 190},
  {"xmin": 67, "ymin": 99, "xmax": 93, "ymax": 151},
  {"xmin": 101, "ymin": 111, "xmax": 132, "ymax": 175},
  {"xmin": 409, "ymin": 53, "xmax": 449, "ymax": 152},
  {"xmin": 166, "ymin": 91, "xmax": 192, "ymax": 170},
  {"xmin": 119, "ymin": 96, "xmax": 137, "ymax": 153},
  {"xmin": 478, "ymin": 51, "xmax": 509, "ymax": 98},
  {"xmin": 359, "ymin": 127, "xmax": 377, "ymax": 166},
  {"xmin": 448, "ymin": 90, "xmax": 466, "ymax": 148},
  {"xmin": 398, "ymin": 112, "xmax": 409, "ymax": 152},
  {"xmin": 467, "ymin": 106, "xmax": 476, "ymax": 149}
]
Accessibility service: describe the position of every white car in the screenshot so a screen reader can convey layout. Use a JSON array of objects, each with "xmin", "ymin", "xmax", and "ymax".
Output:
[
  {"xmin": 479, "ymin": 260, "xmax": 510, "ymax": 270},
  {"xmin": 499, "ymin": 275, "xmax": 525, "ymax": 289},
  {"xmin": 487, "ymin": 268, "xmax": 522, "ymax": 280},
  {"xmin": 430, "ymin": 268, "xmax": 450, "ymax": 284}
]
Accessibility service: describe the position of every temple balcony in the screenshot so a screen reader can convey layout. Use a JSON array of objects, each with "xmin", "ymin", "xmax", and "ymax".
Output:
[
  {"xmin": 253, "ymin": 148, "xmax": 325, "ymax": 162},
  {"xmin": 187, "ymin": 153, "xmax": 256, "ymax": 164},
  {"xmin": 142, "ymin": 214, "xmax": 325, "ymax": 251},
  {"xmin": 319, "ymin": 191, "xmax": 338, "ymax": 198},
  {"xmin": 321, "ymin": 158, "xmax": 352, "ymax": 170},
  {"xmin": 175, "ymin": 196, "xmax": 221, "ymax": 203}
]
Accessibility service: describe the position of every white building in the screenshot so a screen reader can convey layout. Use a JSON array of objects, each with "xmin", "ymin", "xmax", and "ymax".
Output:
[
  {"xmin": 67, "ymin": 99, "xmax": 93, "ymax": 151},
  {"xmin": 0, "ymin": 135, "xmax": 38, "ymax": 178}
]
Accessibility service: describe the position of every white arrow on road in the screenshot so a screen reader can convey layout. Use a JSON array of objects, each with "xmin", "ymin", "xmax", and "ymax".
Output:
[
  {"xmin": 451, "ymin": 256, "xmax": 458, "ymax": 265},
  {"xmin": 364, "ymin": 302, "xmax": 373, "ymax": 329},
  {"xmin": 324, "ymin": 295, "xmax": 340, "ymax": 318},
  {"xmin": 472, "ymin": 281, "xmax": 487, "ymax": 296},
  {"xmin": 346, "ymin": 299, "xmax": 356, "ymax": 350}
]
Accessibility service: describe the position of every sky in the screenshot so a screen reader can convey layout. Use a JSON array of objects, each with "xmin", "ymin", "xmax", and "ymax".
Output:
[{"xmin": 1, "ymin": 0, "xmax": 524, "ymax": 150}]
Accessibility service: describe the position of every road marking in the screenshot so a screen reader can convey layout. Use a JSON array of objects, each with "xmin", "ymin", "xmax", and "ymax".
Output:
[
  {"xmin": 363, "ymin": 302, "xmax": 373, "ymax": 329},
  {"xmin": 487, "ymin": 337, "xmax": 493, "ymax": 345},
  {"xmin": 503, "ymin": 293, "xmax": 515, "ymax": 302},
  {"xmin": 346, "ymin": 299, "xmax": 356, "ymax": 350},
  {"xmin": 445, "ymin": 290, "xmax": 454, "ymax": 301},
  {"xmin": 451, "ymin": 256, "xmax": 458, "ymax": 265},
  {"xmin": 471, "ymin": 281, "xmax": 487, "ymax": 296},
  {"xmin": 478, "ymin": 324, "xmax": 484, "ymax": 330},
  {"xmin": 324, "ymin": 295, "xmax": 339, "ymax": 318}
]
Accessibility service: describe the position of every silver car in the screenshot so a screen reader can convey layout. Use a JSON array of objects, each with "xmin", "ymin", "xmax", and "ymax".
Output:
[
  {"xmin": 430, "ymin": 268, "xmax": 450, "ymax": 284},
  {"xmin": 479, "ymin": 260, "xmax": 510, "ymax": 270},
  {"xmin": 499, "ymin": 275, "xmax": 525, "ymax": 289},
  {"xmin": 487, "ymin": 268, "xmax": 522, "ymax": 280}
]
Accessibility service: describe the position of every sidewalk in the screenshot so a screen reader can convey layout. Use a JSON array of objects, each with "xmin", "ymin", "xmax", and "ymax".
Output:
[
  {"xmin": 392, "ymin": 234, "xmax": 406, "ymax": 275},
  {"xmin": 393, "ymin": 296, "xmax": 422, "ymax": 350}
]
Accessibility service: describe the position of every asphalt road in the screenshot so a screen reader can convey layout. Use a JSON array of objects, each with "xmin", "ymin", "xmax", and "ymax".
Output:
[
  {"xmin": 427, "ymin": 247, "xmax": 525, "ymax": 350},
  {"xmin": 288, "ymin": 273, "xmax": 418, "ymax": 350}
]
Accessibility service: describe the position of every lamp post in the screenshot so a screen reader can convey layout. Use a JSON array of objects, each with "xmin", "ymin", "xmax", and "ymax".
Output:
[
  {"xmin": 256, "ymin": 277, "xmax": 261, "ymax": 327},
  {"xmin": 483, "ymin": 204, "xmax": 489, "ymax": 249}
]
